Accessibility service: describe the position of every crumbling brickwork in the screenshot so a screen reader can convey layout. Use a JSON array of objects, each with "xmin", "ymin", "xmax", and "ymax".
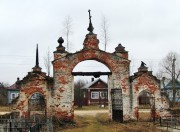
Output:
[
  {"xmin": 14, "ymin": 14, "xmax": 169, "ymax": 121},
  {"xmin": 52, "ymin": 33, "xmax": 131, "ymax": 121},
  {"xmin": 15, "ymin": 69, "xmax": 53, "ymax": 118},
  {"xmin": 130, "ymin": 64, "xmax": 169, "ymax": 120}
]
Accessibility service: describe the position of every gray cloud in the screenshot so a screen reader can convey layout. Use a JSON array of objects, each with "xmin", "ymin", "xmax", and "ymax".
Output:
[{"xmin": 0, "ymin": 0, "xmax": 180, "ymax": 84}]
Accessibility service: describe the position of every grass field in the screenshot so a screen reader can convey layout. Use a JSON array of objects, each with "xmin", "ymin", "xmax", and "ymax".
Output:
[{"xmin": 56, "ymin": 113, "xmax": 167, "ymax": 132}]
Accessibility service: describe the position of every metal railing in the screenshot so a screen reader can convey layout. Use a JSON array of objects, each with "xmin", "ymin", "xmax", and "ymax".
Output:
[
  {"xmin": 0, "ymin": 116, "xmax": 53, "ymax": 132},
  {"xmin": 159, "ymin": 115, "xmax": 180, "ymax": 130}
]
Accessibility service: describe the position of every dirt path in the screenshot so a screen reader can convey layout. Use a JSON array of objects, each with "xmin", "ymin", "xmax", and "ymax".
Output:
[{"xmin": 74, "ymin": 110, "xmax": 108, "ymax": 116}]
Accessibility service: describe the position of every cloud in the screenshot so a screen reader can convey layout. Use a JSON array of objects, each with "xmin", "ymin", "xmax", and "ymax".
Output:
[{"xmin": 0, "ymin": 0, "xmax": 180, "ymax": 84}]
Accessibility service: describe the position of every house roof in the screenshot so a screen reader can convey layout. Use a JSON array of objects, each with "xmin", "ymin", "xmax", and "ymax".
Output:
[
  {"xmin": 81, "ymin": 78, "xmax": 107, "ymax": 89},
  {"xmin": 164, "ymin": 80, "xmax": 180, "ymax": 89},
  {"xmin": 6, "ymin": 83, "xmax": 20, "ymax": 90}
]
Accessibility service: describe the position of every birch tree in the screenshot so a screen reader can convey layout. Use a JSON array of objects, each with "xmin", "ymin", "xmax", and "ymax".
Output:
[
  {"xmin": 44, "ymin": 48, "xmax": 52, "ymax": 76},
  {"xmin": 100, "ymin": 15, "xmax": 110, "ymax": 51},
  {"xmin": 159, "ymin": 51, "xmax": 180, "ymax": 106},
  {"xmin": 62, "ymin": 16, "xmax": 73, "ymax": 52}
]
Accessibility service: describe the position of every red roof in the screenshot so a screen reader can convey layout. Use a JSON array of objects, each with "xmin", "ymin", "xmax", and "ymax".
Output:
[{"xmin": 6, "ymin": 83, "xmax": 19, "ymax": 90}]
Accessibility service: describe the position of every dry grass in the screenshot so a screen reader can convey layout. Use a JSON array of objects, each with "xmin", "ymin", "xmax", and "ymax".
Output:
[
  {"xmin": 56, "ymin": 113, "xmax": 167, "ymax": 132},
  {"xmin": 0, "ymin": 106, "xmax": 11, "ymax": 112},
  {"xmin": 74, "ymin": 105, "xmax": 108, "ymax": 110}
]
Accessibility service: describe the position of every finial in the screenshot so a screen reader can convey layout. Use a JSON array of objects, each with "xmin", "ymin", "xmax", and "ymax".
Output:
[
  {"xmin": 87, "ymin": 9, "xmax": 94, "ymax": 34},
  {"xmin": 57, "ymin": 37, "xmax": 64, "ymax": 46},
  {"xmin": 115, "ymin": 43, "xmax": 126, "ymax": 52},
  {"xmin": 35, "ymin": 44, "xmax": 39, "ymax": 67},
  {"xmin": 56, "ymin": 37, "xmax": 66, "ymax": 53}
]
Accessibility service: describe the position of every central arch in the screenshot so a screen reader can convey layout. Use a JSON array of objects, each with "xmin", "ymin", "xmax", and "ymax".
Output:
[
  {"xmin": 52, "ymin": 47, "xmax": 130, "ymax": 121},
  {"xmin": 72, "ymin": 60, "xmax": 110, "ymax": 107}
]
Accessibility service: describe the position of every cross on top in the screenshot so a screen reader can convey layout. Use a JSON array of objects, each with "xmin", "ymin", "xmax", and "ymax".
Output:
[
  {"xmin": 87, "ymin": 9, "xmax": 94, "ymax": 34},
  {"xmin": 88, "ymin": 9, "xmax": 92, "ymax": 21}
]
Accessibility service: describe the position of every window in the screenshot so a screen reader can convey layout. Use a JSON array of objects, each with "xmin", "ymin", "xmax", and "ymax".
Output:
[
  {"xmin": 138, "ymin": 90, "xmax": 152, "ymax": 109},
  {"xmin": 167, "ymin": 90, "xmax": 172, "ymax": 97},
  {"xmin": 31, "ymin": 94, "xmax": 37, "ymax": 99},
  {"xmin": 91, "ymin": 92, "xmax": 99, "ymax": 99},
  {"xmin": 177, "ymin": 91, "xmax": 180, "ymax": 97},
  {"xmin": 11, "ymin": 93, "xmax": 16, "ymax": 99},
  {"xmin": 100, "ymin": 91, "xmax": 107, "ymax": 99},
  {"xmin": 83, "ymin": 91, "xmax": 86, "ymax": 98},
  {"xmin": 31, "ymin": 93, "xmax": 42, "ymax": 99}
]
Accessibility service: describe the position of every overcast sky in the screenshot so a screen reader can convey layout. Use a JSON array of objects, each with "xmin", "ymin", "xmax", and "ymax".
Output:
[{"xmin": 0, "ymin": 0, "xmax": 180, "ymax": 85}]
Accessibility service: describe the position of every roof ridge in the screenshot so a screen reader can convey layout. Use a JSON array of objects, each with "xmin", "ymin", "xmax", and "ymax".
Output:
[{"xmin": 81, "ymin": 78, "xmax": 104, "ymax": 89}]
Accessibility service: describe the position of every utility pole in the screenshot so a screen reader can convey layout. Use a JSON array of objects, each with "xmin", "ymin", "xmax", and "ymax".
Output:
[{"xmin": 172, "ymin": 57, "xmax": 176, "ymax": 107}]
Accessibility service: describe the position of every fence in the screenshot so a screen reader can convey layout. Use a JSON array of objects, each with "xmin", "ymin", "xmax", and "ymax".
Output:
[
  {"xmin": 159, "ymin": 114, "xmax": 180, "ymax": 131},
  {"xmin": 0, "ymin": 115, "xmax": 53, "ymax": 132}
]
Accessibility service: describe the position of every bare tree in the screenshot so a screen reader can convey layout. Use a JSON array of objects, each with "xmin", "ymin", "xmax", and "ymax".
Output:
[
  {"xmin": 62, "ymin": 16, "xmax": 73, "ymax": 52},
  {"xmin": 159, "ymin": 52, "xmax": 180, "ymax": 80},
  {"xmin": 147, "ymin": 61, "xmax": 155, "ymax": 72},
  {"xmin": 155, "ymin": 71, "xmax": 164, "ymax": 80},
  {"xmin": 44, "ymin": 48, "xmax": 52, "ymax": 76},
  {"xmin": 0, "ymin": 82, "xmax": 8, "ymax": 105},
  {"xmin": 159, "ymin": 51, "xmax": 180, "ymax": 106},
  {"xmin": 100, "ymin": 15, "xmax": 110, "ymax": 51},
  {"xmin": 0, "ymin": 82, "xmax": 9, "ymax": 87}
]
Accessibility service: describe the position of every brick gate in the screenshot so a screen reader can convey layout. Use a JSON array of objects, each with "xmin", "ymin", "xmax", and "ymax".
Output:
[
  {"xmin": 14, "ymin": 10, "xmax": 169, "ymax": 122},
  {"xmin": 52, "ymin": 33, "xmax": 130, "ymax": 121}
]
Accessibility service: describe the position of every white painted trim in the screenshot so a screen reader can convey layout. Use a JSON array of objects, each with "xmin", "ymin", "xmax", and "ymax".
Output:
[{"xmin": 91, "ymin": 92, "xmax": 99, "ymax": 99}]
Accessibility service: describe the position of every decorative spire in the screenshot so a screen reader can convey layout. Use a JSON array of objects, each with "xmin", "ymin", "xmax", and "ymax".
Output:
[
  {"xmin": 32, "ymin": 44, "xmax": 41, "ymax": 72},
  {"xmin": 35, "ymin": 44, "xmax": 39, "ymax": 67},
  {"xmin": 87, "ymin": 9, "xmax": 94, "ymax": 34}
]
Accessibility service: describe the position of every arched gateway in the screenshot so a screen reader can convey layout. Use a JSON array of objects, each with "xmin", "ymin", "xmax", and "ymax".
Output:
[
  {"xmin": 14, "ymin": 11, "xmax": 169, "ymax": 122},
  {"xmin": 52, "ymin": 33, "xmax": 130, "ymax": 121}
]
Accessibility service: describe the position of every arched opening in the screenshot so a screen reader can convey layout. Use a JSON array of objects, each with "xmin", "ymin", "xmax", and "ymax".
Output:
[
  {"xmin": 138, "ymin": 90, "xmax": 154, "ymax": 109},
  {"xmin": 138, "ymin": 90, "xmax": 155, "ymax": 121},
  {"xmin": 73, "ymin": 60, "xmax": 111, "ymax": 80},
  {"xmin": 28, "ymin": 93, "xmax": 46, "ymax": 120},
  {"xmin": 53, "ymin": 50, "xmax": 128, "ymax": 122},
  {"xmin": 72, "ymin": 60, "xmax": 110, "ymax": 113}
]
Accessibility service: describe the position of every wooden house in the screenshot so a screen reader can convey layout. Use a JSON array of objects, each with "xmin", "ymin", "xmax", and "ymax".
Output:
[
  {"xmin": 81, "ymin": 78, "xmax": 108, "ymax": 106},
  {"xmin": 164, "ymin": 80, "xmax": 180, "ymax": 102}
]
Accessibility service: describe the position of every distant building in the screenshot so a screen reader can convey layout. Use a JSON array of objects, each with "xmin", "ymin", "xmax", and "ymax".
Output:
[
  {"xmin": 164, "ymin": 80, "xmax": 180, "ymax": 102},
  {"xmin": 5, "ymin": 78, "xmax": 20, "ymax": 104},
  {"xmin": 81, "ymin": 78, "xmax": 108, "ymax": 106}
]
